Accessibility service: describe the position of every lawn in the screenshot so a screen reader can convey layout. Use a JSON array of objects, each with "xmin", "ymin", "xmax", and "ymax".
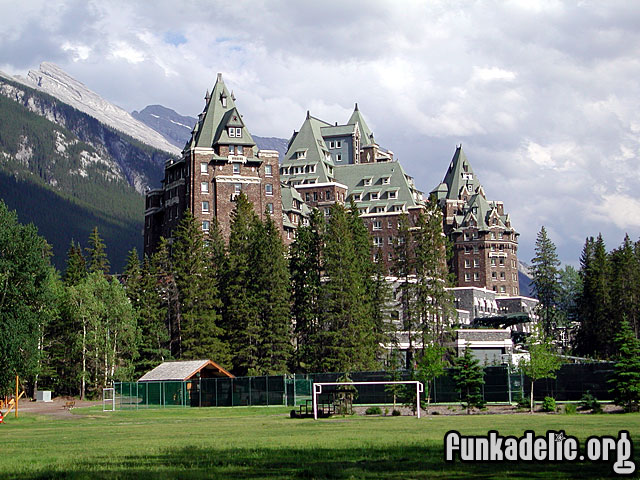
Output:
[{"xmin": 1, "ymin": 406, "xmax": 638, "ymax": 479}]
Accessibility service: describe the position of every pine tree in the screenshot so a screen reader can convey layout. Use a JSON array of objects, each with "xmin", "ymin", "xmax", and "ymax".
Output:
[
  {"xmin": 609, "ymin": 235, "xmax": 640, "ymax": 340},
  {"xmin": 151, "ymin": 237, "xmax": 180, "ymax": 358},
  {"xmin": 224, "ymin": 193, "xmax": 261, "ymax": 375},
  {"xmin": 608, "ymin": 320, "xmax": 640, "ymax": 412},
  {"xmin": 556, "ymin": 265, "xmax": 582, "ymax": 327},
  {"xmin": 172, "ymin": 210, "xmax": 229, "ymax": 366},
  {"xmin": 86, "ymin": 226, "xmax": 110, "ymax": 274},
  {"xmin": 289, "ymin": 209, "xmax": 324, "ymax": 372},
  {"xmin": 452, "ymin": 346, "xmax": 485, "ymax": 414},
  {"xmin": 251, "ymin": 212, "xmax": 292, "ymax": 375},
  {"xmin": 63, "ymin": 240, "xmax": 87, "ymax": 286},
  {"xmin": 393, "ymin": 213, "xmax": 416, "ymax": 365},
  {"xmin": 530, "ymin": 226, "xmax": 560, "ymax": 337}
]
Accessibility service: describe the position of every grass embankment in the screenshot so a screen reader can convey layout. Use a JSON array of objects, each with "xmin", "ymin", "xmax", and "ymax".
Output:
[{"xmin": 1, "ymin": 406, "xmax": 638, "ymax": 479}]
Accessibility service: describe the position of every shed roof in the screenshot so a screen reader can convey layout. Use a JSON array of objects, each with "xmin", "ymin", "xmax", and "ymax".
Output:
[{"xmin": 138, "ymin": 360, "xmax": 233, "ymax": 382}]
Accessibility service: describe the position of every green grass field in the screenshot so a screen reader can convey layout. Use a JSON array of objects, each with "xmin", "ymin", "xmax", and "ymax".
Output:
[{"xmin": 1, "ymin": 407, "xmax": 638, "ymax": 479}]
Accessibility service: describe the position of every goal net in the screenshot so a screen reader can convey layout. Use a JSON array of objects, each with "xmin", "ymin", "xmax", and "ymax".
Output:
[
  {"xmin": 102, "ymin": 387, "xmax": 115, "ymax": 412},
  {"xmin": 312, "ymin": 381, "xmax": 424, "ymax": 419}
]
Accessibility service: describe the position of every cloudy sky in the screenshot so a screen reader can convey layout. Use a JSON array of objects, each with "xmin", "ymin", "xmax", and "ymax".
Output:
[{"xmin": 2, "ymin": 0, "xmax": 639, "ymax": 265}]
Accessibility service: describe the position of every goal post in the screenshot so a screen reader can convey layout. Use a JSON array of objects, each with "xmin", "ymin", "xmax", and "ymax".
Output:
[
  {"xmin": 103, "ymin": 387, "xmax": 115, "ymax": 412},
  {"xmin": 312, "ymin": 381, "xmax": 424, "ymax": 420}
]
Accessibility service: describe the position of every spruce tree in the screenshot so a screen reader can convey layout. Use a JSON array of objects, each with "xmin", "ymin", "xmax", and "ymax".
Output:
[
  {"xmin": 393, "ymin": 213, "xmax": 416, "ymax": 365},
  {"xmin": 63, "ymin": 240, "xmax": 87, "ymax": 286},
  {"xmin": 251, "ymin": 212, "xmax": 292, "ymax": 375},
  {"xmin": 530, "ymin": 226, "xmax": 560, "ymax": 337},
  {"xmin": 86, "ymin": 226, "xmax": 110, "ymax": 274},
  {"xmin": 452, "ymin": 346, "xmax": 485, "ymax": 414},
  {"xmin": 610, "ymin": 235, "xmax": 640, "ymax": 339},
  {"xmin": 224, "ymin": 193, "xmax": 261, "ymax": 375},
  {"xmin": 289, "ymin": 209, "xmax": 324, "ymax": 371},
  {"xmin": 556, "ymin": 265, "xmax": 582, "ymax": 327},
  {"xmin": 151, "ymin": 237, "xmax": 180, "ymax": 358},
  {"xmin": 172, "ymin": 210, "xmax": 229, "ymax": 366},
  {"xmin": 608, "ymin": 320, "xmax": 640, "ymax": 412}
]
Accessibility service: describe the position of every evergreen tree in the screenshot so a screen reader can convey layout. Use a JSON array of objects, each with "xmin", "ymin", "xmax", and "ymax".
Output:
[
  {"xmin": 290, "ymin": 209, "xmax": 324, "ymax": 371},
  {"xmin": 413, "ymin": 200, "xmax": 454, "ymax": 346},
  {"xmin": 393, "ymin": 213, "xmax": 416, "ymax": 364},
  {"xmin": 609, "ymin": 235, "xmax": 640, "ymax": 339},
  {"xmin": 63, "ymin": 240, "xmax": 87, "ymax": 286},
  {"xmin": 452, "ymin": 346, "xmax": 485, "ymax": 414},
  {"xmin": 556, "ymin": 265, "xmax": 582, "ymax": 327},
  {"xmin": 224, "ymin": 193, "xmax": 261, "ymax": 375},
  {"xmin": 251, "ymin": 212, "xmax": 292, "ymax": 375},
  {"xmin": 86, "ymin": 226, "xmax": 110, "ymax": 274},
  {"xmin": 530, "ymin": 226, "xmax": 560, "ymax": 337},
  {"xmin": 576, "ymin": 235, "xmax": 612, "ymax": 358},
  {"xmin": 172, "ymin": 210, "xmax": 229, "ymax": 366},
  {"xmin": 520, "ymin": 325, "xmax": 561, "ymax": 413},
  {"xmin": 608, "ymin": 320, "xmax": 640, "ymax": 412}
]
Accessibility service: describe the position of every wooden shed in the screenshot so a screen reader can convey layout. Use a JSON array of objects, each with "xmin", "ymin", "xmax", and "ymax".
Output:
[{"xmin": 138, "ymin": 359, "xmax": 233, "ymax": 382}]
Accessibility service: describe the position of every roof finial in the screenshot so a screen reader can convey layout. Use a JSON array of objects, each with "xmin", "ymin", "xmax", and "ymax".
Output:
[
  {"xmin": 205, "ymin": 89, "xmax": 210, "ymax": 101},
  {"xmin": 217, "ymin": 73, "xmax": 223, "ymax": 83},
  {"xmin": 231, "ymin": 90, "xmax": 236, "ymax": 101},
  {"xmin": 306, "ymin": 110, "xmax": 310, "ymax": 119},
  {"xmin": 354, "ymin": 102, "xmax": 359, "ymax": 111}
]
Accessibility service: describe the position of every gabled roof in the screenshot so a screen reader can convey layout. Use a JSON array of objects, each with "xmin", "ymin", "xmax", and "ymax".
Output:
[
  {"xmin": 439, "ymin": 146, "xmax": 482, "ymax": 202},
  {"xmin": 347, "ymin": 103, "xmax": 375, "ymax": 146},
  {"xmin": 282, "ymin": 113, "xmax": 334, "ymax": 183},
  {"xmin": 185, "ymin": 73, "xmax": 256, "ymax": 151},
  {"xmin": 138, "ymin": 360, "xmax": 233, "ymax": 382}
]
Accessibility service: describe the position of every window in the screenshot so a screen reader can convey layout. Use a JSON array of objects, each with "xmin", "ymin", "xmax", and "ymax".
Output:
[
  {"xmin": 201, "ymin": 182, "xmax": 209, "ymax": 193},
  {"xmin": 202, "ymin": 201, "xmax": 210, "ymax": 213},
  {"xmin": 234, "ymin": 184, "xmax": 241, "ymax": 194},
  {"xmin": 233, "ymin": 163, "xmax": 240, "ymax": 174},
  {"xmin": 265, "ymin": 165, "xmax": 272, "ymax": 176},
  {"xmin": 374, "ymin": 206, "xmax": 385, "ymax": 213},
  {"xmin": 313, "ymin": 192, "xmax": 318, "ymax": 202},
  {"xmin": 382, "ymin": 176, "xmax": 390, "ymax": 185},
  {"xmin": 467, "ymin": 184, "xmax": 473, "ymax": 193},
  {"xmin": 373, "ymin": 253, "xmax": 379, "ymax": 263},
  {"xmin": 474, "ymin": 259, "xmax": 479, "ymax": 267},
  {"xmin": 221, "ymin": 96, "xmax": 227, "ymax": 108},
  {"xmin": 305, "ymin": 193, "xmax": 310, "ymax": 202},
  {"xmin": 498, "ymin": 232, "xmax": 503, "ymax": 239},
  {"xmin": 228, "ymin": 127, "xmax": 242, "ymax": 138},
  {"xmin": 336, "ymin": 141, "xmax": 342, "ymax": 148},
  {"xmin": 297, "ymin": 151, "xmax": 306, "ymax": 159},
  {"xmin": 373, "ymin": 220, "xmax": 382, "ymax": 231},
  {"xmin": 324, "ymin": 207, "xmax": 330, "ymax": 216},
  {"xmin": 308, "ymin": 164, "xmax": 316, "ymax": 173},
  {"xmin": 472, "ymin": 231, "xmax": 478, "ymax": 239},
  {"xmin": 353, "ymin": 193, "xmax": 362, "ymax": 202},
  {"xmin": 363, "ymin": 177, "xmax": 372, "ymax": 186},
  {"xmin": 491, "ymin": 258, "xmax": 496, "ymax": 266},
  {"xmin": 474, "ymin": 272, "xmax": 479, "ymax": 281},
  {"xmin": 200, "ymin": 162, "xmax": 208, "ymax": 174},
  {"xmin": 465, "ymin": 259, "xmax": 470, "ymax": 268},
  {"xmin": 465, "ymin": 273, "xmax": 471, "ymax": 282},
  {"xmin": 388, "ymin": 252, "xmax": 393, "ymax": 262},
  {"xmin": 370, "ymin": 191, "xmax": 379, "ymax": 200},
  {"xmin": 326, "ymin": 190, "xmax": 331, "ymax": 200},
  {"xmin": 500, "ymin": 272, "xmax": 505, "ymax": 280},
  {"xmin": 499, "ymin": 258, "xmax": 504, "ymax": 265},
  {"xmin": 388, "ymin": 190, "xmax": 398, "ymax": 199},
  {"xmin": 464, "ymin": 232, "xmax": 470, "ymax": 241},
  {"xmin": 329, "ymin": 141, "xmax": 335, "ymax": 148},
  {"xmin": 388, "ymin": 220, "xmax": 394, "ymax": 228},
  {"xmin": 388, "ymin": 236, "xmax": 394, "ymax": 245},
  {"xmin": 492, "ymin": 272, "xmax": 497, "ymax": 279},
  {"xmin": 202, "ymin": 220, "xmax": 210, "ymax": 231},
  {"xmin": 473, "ymin": 246, "xmax": 479, "ymax": 254},
  {"xmin": 336, "ymin": 154, "xmax": 342, "ymax": 161},
  {"xmin": 491, "ymin": 232, "xmax": 496, "ymax": 240},
  {"xmin": 267, "ymin": 203, "xmax": 274, "ymax": 215},
  {"xmin": 266, "ymin": 183, "xmax": 273, "ymax": 196},
  {"xmin": 500, "ymin": 286, "xmax": 506, "ymax": 293},
  {"xmin": 373, "ymin": 237, "xmax": 383, "ymax": 247}
]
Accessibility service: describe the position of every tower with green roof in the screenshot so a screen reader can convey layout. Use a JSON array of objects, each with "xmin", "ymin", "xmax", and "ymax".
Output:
[
  {"xmin": 144, "ymin": 73, "xmax": 282, "ymax": 255},
  {"xmin": 431, "ymin": 146, "xmax": 520, "ymax": 295}
]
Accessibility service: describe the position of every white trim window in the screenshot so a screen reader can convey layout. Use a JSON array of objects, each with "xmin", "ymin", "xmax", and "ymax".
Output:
[
  {"xmin": 200, "ymin": 182, "xmax": 209, "ymax": 193},
  {"xmin": 363, "ymin": 177, "xmax": 372, "ymax": 186},
  {"xmin": 265, "ymin": 183, "xmax": 273, "ymax": 196},
  {"xmin": 267, "ymin": 203, "xmax": 274, "ymax": 215},
  {"xmin": 373, "ymin": 220, "xmax": 382, "ymax": 231},
  {"xmin": 234, "ymin": 183, "xmax": 241, "ymax": 194},
  {"xmin": 228, "ymin": 127, "xmax": 242, "ymax": 138},
  {"xmin": 388, "ymin": 190, "xmax": 398, "ymax": 199},
  {"xmin": 202, "ymin": 201, "xmax": 210, "ymax": 213},
  {"xmin": 200, "ymin": 162, "xmax": 208, "ymax": 174},
  {"xmin": 336, "ymin": 141, "xmax": 342, "ymax": 148},
  {"xmin": 233, "ymin": 163, "xmax": 240, "ymax": 174},
  {"xmin": 382, "ymin": 176, "xmax": 391, "ymax": 185},
  {"xmin": 265, "ymin": 164, "xmax": 272, "ymax": 176},
  {"xmin": 370, "ymin": 191, "xmax": 379, "ymax": 200},
  {"xmin": 202, "ymin": 220, "xmax": 210, "ymax": 232},
  {"xmin": 373, "ymin": 237, "xmax": 383, "ymax": 247}
]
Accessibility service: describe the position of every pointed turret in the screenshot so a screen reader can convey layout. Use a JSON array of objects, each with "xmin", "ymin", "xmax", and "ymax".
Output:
[
  {"xmin": 441, "ymin": 145, "xmax": 482, "ymax": 201},
  {"xmin": 348, "ymin": 104, "xmax": 374, "ymax": 146},
  {"xmin": 282, "ymin": 113, "xmax": 334, "ymax": 183}
]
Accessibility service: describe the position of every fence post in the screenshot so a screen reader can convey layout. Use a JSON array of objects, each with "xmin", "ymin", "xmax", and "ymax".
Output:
[
  {"xmin": 507, "ymin": 366, "xmax": 512, "ymax": 404},
  {"xmin": 266, "ymin": 375, "xmax": 269, "ymax": 406}
]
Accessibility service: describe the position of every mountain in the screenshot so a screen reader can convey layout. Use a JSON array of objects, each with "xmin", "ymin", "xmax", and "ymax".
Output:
[
  {"xmin": 518, "ymin": 261, "xmax": 535, "ymax": 298},
  {"xmin": 14, "ymin": 63, "xmax": 180, "ymax": 156},
  {"xmin": 132, "ymin": 104, "xmax": 289, "ymax": 159},
  {"xmin": 0, "ymin": 73, "xmax": 175, "ymax": 271}
]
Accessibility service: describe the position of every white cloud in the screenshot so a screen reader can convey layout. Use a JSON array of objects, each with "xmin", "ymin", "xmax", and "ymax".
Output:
[{"xmin": 471, "ymin": 66, "xmax": 517, "ymax": 83}]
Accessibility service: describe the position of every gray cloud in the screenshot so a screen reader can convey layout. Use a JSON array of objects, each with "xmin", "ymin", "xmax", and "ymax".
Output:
[{"xmin": 2, "ymin": 0, "xmax": 640, "ymax": 264}]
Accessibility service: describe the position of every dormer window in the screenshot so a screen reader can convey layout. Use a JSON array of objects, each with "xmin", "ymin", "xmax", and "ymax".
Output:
[
  {"xmin": 370, "ymin": 191, "xmax": 379, "ymax": 200},
  {"xmin": 228, "ymin": 127, "xmax": 242, "ymax": 138},
  {"xmin": 388, "ymin": 190, "xmax": 398, "ymax": 199},
  {"xmin": 382, "ymin": 176, "xmax": 390, "ymax": 185},
  {"xmin": 363, "ymin": 177, "xmax": 372, "ymax": 186}
]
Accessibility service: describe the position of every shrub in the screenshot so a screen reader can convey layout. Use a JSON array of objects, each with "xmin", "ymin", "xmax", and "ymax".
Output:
[
  {"xmin": 542, "ymin": 397, "xmax": 556, "ymax": 412},
  {"xmin": 365, "ymin": 406, "xmax": 382, "ymax": 415},
  {"xmin": 391, "ymin": 409, "xmax": 401, "ymax": 416},
  {"xmin": 516, "ymin": 395, "xmax": 531, "ymax": 411},
  {"xmin": 564, "ymin": 403, "xmax": 577, "ymax": 415},
  {"xmin": 579, "ymin": 392, "xmax": 602, "ymax": 413}
]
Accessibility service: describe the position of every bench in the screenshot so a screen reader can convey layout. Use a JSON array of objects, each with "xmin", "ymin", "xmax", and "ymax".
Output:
[{"xmin": 63, "ymin": 401, "xmax": 75, "ymax": 410}]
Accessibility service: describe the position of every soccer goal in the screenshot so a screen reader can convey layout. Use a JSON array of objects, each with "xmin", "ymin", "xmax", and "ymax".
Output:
[
  {"xmin": 102, "ymin": 387, "xmax": 115, "ymax": 412},
  {"xmin": 312, "ymin": 381, "xmax": 424, "ymax": 419}
]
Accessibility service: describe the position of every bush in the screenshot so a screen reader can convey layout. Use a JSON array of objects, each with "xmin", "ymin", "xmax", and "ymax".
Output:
[
  {"xmin": 542, "ymin": 397, "xmax": 556, "ymax": 412},
  {"xmin": 579, "ymin": 392, "xmax": 602, "ymax": 413},
  {"xmin": 391, "ymin": 409, "xmax": 401, "ymax": 416},
  {"xmin": 365, "ymin": 406, "xmax": 382, "ymax": 415},
  {"xmin": 516, "ymin": 395, "xmax": 531, "ymax": 411},
  {"xmin": 564, "ymin": 404, "xmax": 577, "ymax": 415}
]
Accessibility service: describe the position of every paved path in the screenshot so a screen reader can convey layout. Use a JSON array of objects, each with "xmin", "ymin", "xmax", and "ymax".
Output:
[{"xmin": 4, "ymin": 398, "xmax": 101, "ymax": 418}]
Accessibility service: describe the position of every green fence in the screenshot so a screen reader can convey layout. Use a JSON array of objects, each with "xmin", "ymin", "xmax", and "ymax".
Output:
[{"xmin": 113, "ymin": 363, "xmax": 613, "ymax": 410}]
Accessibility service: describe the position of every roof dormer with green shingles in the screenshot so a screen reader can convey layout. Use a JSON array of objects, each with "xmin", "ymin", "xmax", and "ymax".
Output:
[
  {"xmin": 184, "ymin": 73, "xmax": 256, "ymax": 154},
  {"xmin": 281, "ymin": 112, "xmax": 335, "ymax": 184}
]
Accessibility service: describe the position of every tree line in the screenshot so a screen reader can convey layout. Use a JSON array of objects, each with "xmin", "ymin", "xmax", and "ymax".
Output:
[{"xmin": 0, "ymin": 194, "xmax": 455, "ymax": 398}]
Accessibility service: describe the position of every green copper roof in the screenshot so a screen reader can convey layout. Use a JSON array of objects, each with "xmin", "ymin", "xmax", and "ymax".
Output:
[
  {"xmin": 439, "ymin": 146, "xmax": 482, "ymax": 201},
  {"xmin": 347, "ymin": 103, "xmax": 375, "ymax": 146},
  {"xmin": 282, "ymin": 114, "xmax": 334, "ymax": 183},
  {"xmin": 321, "ymin": 124, "xmax": 356, "ymax": 136},
  {"xmin": 186, "ymin": 73, "xmax": 256, "ymax": 151},
  {"xmin": 334, "ymin": 161, "xmax": 424, "ymax": 211}
]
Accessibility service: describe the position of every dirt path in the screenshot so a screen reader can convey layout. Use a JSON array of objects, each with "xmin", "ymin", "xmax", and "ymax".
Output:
[{"xmin": 3, "ymin": 397, "xmax": 101, "ymax": 418}]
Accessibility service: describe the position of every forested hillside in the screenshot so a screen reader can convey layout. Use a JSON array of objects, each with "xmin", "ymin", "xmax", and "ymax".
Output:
[{"xmin": 0, "ymin": 81, "xmax": 154, "ymax": 271}]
